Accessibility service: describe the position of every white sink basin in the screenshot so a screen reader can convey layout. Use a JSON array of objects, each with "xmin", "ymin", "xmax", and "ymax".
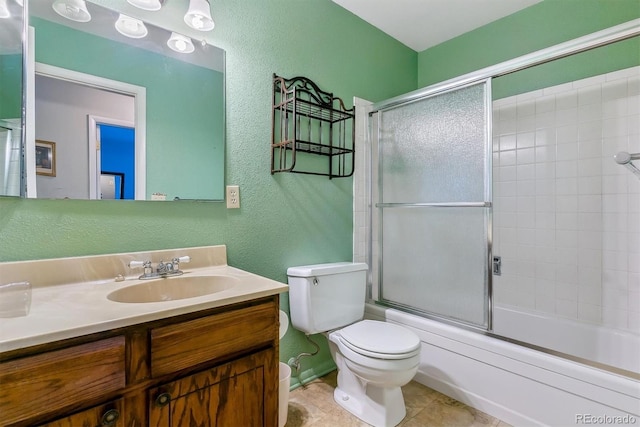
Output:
[{"xmin": 107, "ymin": 275, "xmax": 238, "ymax": 303}]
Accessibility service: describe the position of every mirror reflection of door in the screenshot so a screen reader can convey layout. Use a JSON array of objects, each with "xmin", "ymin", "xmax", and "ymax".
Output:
[
  {"xmin": 33, "ymin": 69, "xmax": 144, "ymax": 199},
  {"xmin": 96, "ymin": 123, "xmax": 135, "ymax": 200}
]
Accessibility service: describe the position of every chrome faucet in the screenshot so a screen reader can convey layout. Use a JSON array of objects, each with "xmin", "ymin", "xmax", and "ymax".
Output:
[{"xmin": 128, "ymin": 256, "xmax": 191, "ymax": 280}]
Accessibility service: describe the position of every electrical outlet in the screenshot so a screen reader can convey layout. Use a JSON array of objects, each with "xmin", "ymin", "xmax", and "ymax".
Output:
[{"xmin": 226, "ymin": 185, "xmax": 240, "ymax": 209}]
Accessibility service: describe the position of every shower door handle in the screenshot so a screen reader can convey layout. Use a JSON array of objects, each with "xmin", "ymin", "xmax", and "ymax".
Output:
[{"xmin": 493, "ymin": 256, "xmax": 502, "ymax": 276}]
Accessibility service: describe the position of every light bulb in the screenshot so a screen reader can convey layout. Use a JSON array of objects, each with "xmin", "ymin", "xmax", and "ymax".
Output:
[
  {"xmin": 184, "ymin": 0, "xmax": 214, "ymax": 31},
  {"xmin": 167, "ymin": 32, "xmax": 194, "ymax": 54},
  {"xmin": 126, "ymin": 0, "xmax": 162, "ymax": 11},
  {"xmin": 52, "ymin": 0, "xmax": 91, "ymax": 23},
  {"xmin": 0, "ymin": 0, "xmax": 10, "ymax": 18},
  {"xmin": 191, "ymin": 15, "xmax": 204, "ymax": 30},
  {"xmin": 115, "ymin": 14, "xmax": 148, "ymax": 38}
]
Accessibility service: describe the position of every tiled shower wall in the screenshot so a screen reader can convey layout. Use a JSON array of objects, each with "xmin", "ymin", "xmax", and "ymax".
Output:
[
  {"xmin": 353, "ymin": 97, "xmax": 371, "ymax": 266},
  {"xmin": 492, "ymin": 66, "xmax": 640, "ymax": 334}
]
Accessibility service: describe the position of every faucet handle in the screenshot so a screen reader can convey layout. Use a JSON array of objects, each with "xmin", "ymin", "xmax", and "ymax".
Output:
[
  {"xmin": 128, "ymin": 260, "xmax": 151, "ymax": 269},
  {"xmin": 129, "ymin": 260, "xmax": 153, "ymax": 278}
]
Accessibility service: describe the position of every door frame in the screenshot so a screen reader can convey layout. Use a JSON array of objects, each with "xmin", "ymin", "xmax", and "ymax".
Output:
[{"xmin": 88, "ymin": 116, "xmax": 135, "ymax": 200}]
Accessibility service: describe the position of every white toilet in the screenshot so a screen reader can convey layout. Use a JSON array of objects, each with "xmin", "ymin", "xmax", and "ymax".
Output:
[{"xmin": 287, "ymin": 262, "xmax": 421, "ymax": 427}]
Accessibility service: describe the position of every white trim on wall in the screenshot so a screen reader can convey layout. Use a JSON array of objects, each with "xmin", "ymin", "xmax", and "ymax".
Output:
[
  {"xmin": 87, "ymin": 115, "xmax": 135, "ymax": 200},
  {"xmin": 353, "ymin": 97, "xmax": 373, "ymax": 262},
  {"xmin": 25, "ymin": 27, "xmax": 36, "ymax": 198}
]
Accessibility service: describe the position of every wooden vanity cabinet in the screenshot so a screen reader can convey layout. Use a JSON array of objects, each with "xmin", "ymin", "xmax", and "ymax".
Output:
[{"xmin": 0, "ymin": 296, "xmax": 280, "ymax": 427}]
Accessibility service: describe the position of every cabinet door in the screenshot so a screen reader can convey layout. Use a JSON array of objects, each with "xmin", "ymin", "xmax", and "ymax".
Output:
[
  {"xmin": 0, "ymin": 337, "xmax": 126, "ymax": 426},
  {"xmin": 149, "ymin": 348, "xmax": 277, "ymax": 427},
  {"xmin": 39, "ymin": 399, "xmax": 124, "ymax": 427}
]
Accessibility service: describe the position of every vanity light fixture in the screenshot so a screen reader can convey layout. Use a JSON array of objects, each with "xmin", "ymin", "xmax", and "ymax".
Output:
[
  {"xmin": 126, "ymin": 0, "xmax": 163, "ymax": 11},
  {"xmin": 184, "ymin": 0, "xmax": 214, "ymax": 31},
  {"xmin": 52, "ymin": 0, "xmax": 91, "ymax": 23},
  {"xmin": 115, "ymin": 14, "xmax": 148, "ymax": 39},
  {"xmin": 0, "ymin": 0, "xmax": 10, "ymax": 18},
  {"xmin": 167, "ymin": 32, "xmax": 195, "ymax": 53}
]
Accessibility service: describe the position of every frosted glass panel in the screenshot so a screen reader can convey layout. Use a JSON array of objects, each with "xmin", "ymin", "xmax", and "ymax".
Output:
[
  {"xmin": 379, "ymin": 83, "xmax": 488, "ymax": 203},
  {"xmin": 381, "ymin": 207, "xmax": 489, "ymax": 327},
  {"xmin": 375, "ymin": 81, "xmax": 491, "ymax": 329}
]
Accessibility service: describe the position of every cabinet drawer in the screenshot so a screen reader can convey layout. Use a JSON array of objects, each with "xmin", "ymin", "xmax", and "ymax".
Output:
[
  {"xmin": 39, "ymin": 398, "xmax": 124, "ymax": 427},
  {"xmin": 151, "ymin": 301, "xmax": 277, "ymax": 377},
  {"xmin": 0, "ymin": 336, "xmax": 126, "ymax": 426}
]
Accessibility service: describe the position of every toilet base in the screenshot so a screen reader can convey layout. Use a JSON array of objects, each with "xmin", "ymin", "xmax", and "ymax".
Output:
[
  {"xmin": 333, "ymin": 383, "xmax": 406, "ymax": 427},
  {"xmin": 327, "ymin": 335, "xmax": 416, "ymax": 427}
]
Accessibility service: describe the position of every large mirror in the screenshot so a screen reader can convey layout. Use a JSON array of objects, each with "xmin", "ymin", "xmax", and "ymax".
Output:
[
  {"xmin": 0, "ymin": 0, "xmax": 23, "ymax": 198},
  {"xmin": 22, "ymin": 0, "xmax": 225, "ymax": 200}
]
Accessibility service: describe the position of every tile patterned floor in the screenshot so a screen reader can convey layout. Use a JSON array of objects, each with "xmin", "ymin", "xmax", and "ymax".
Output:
[{"xmin": 285, "ymin": 371, "xmax": 512, "ymax": 427}]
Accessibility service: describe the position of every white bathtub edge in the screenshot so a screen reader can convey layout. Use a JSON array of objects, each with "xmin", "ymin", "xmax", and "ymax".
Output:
[{"xmin": 366, "ymin": 303, "xmax": 640, "ymax": 426}]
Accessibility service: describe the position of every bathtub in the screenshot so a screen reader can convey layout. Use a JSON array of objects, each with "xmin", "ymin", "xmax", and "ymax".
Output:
[
  {"xmin": 365, "ymin": 303, "xmax": 640, "ymax": 427},
  {"xmin": 493, "ymin": 304, "xmax": 640, "ymax": 375}
]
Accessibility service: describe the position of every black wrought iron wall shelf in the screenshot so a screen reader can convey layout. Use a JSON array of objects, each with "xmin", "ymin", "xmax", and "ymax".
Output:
[{"xmin": 271, "ymin": 74, "xmax": 355, "ymax": 178}]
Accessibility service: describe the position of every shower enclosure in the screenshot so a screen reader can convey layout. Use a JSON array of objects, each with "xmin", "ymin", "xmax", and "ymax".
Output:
[
  {"xmin": 372, "ymin": 81, "xmax": 492, "ymax": 330},
  {"xmin": 364, "ymin": 20, "xmax": 640, "ymax": 380},
  {"xmin": 0, "ymin": 121, "xmax": 22, "ymax": 197}
]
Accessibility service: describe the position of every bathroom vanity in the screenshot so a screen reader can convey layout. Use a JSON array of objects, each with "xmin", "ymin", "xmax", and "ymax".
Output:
[{"xmin": 0, "ymin": 245, "xmax": 288, "ymax": 427}]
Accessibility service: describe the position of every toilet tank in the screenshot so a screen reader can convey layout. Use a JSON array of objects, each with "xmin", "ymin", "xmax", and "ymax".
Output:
[{"xmin": 287, "ymin": 262, "xmax": 368, "ymax": 335}]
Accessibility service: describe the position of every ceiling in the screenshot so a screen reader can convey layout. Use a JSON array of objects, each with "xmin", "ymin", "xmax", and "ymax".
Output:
[
  {"xmin": 6, "ymin": 0, "xmax": 543, "ymax": 56},
  {"xmin": 332, "ymin": 0, "xmax": 542, "ymax": 52}
]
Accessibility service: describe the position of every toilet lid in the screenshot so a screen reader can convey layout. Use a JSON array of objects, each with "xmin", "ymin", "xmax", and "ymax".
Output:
[{"xmin": 338, "ymin": 320, "xmax": 420, "ymax": 359}]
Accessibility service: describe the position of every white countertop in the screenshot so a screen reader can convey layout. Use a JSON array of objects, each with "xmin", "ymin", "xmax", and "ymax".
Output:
[{"xmin": 0, "ymin": 246, "xmax": 288, "ymax": 353}]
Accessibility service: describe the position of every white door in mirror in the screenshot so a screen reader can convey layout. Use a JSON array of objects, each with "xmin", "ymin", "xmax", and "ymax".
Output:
[{"xmin": 226, "ymin": 185, "xmax": 240, "ymax": 208}]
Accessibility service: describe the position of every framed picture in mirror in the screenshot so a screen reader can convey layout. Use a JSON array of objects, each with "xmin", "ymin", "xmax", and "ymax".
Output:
[{"xmin": 35, "ymin": 140, "xmax": 56, "ymax": 177}]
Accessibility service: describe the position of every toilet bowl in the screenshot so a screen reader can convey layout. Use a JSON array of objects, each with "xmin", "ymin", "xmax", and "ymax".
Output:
[
  {"xmin": 287, "ymin": 263, "xmax": 421, "ymax": 427},
  {"xmin": 328, "ymin": 320, "xmax": 420, "ymax": 427}
]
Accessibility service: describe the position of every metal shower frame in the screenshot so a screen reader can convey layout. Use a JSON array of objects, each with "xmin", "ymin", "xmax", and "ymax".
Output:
[{"xmin": 368, "ymin": 19, "xmax": 640, "ymax": 333}]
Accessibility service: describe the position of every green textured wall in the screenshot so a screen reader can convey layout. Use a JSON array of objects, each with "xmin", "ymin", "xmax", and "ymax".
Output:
[
  {"xmin": 492, "ymin": 36, "xmax": 639, "ymax": 100},
  {"xmin": 0, "ymin": 54, "xmax": 22, "ymax": 119},
  {"xmin": 418, "ymin": 0, "xmax": 640, "ymax": 89},
  {"xmin": 0, "ymin": 0, "xmax": 416, "ymax": 386}
]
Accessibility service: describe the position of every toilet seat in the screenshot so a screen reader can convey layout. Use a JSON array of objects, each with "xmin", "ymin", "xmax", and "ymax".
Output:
[
  {"xmin": 334, "ymin": 320, "xmax": 421, "ymax": 360},
  {"xmin": 333, "ymin": 335, "xmax": 420, "ymax": 372}
]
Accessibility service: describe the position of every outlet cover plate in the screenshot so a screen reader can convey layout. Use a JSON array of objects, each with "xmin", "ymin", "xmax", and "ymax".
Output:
[{"xmin": 226, "ymin": 185, "xmax": 240, "ymax": 208}]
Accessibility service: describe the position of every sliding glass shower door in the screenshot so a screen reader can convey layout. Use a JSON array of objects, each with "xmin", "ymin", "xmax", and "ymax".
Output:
[{"xmin": 372, "ymin": 81, "xmax": 492, "ymax": 329}]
